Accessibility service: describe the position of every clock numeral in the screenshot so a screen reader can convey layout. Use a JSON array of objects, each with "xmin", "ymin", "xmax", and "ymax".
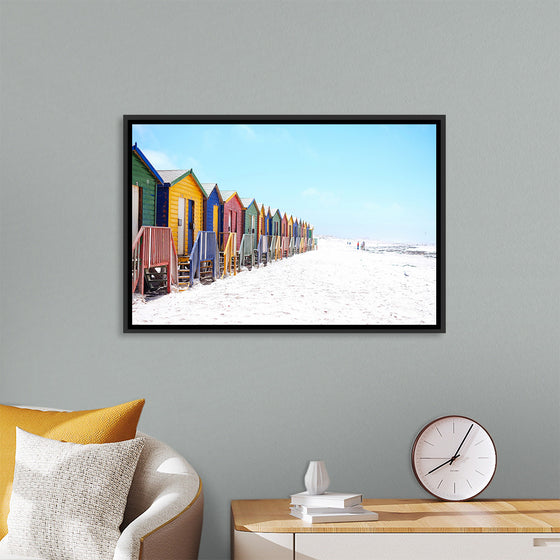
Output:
[
  {"xmin": 435, "ymin": 427, "xmax": 443, "ymax": 438},
  {"xmin": 423, "ymin": 440, "xmax": 435, "ymax": 446},
  {"xmin": 474, "ymin": 439, "xmax": 485, "ymax": 446},
  {"xmin": 475, "ymin": 469, "xmax": 485, "ymax": 476},
  {"xmin": 437, "ymin": 479, "xmax": 443, "ymax": 489},
  {"xmin": 466, "ymin": 479, "xmax": 472, "ymax": 489}
]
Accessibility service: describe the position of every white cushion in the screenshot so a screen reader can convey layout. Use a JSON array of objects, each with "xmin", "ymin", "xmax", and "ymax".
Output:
[
  {"xmin": 2, "ymin": 428, "xmax": 144, "ymax": 560},
  {"xmin": 0, "ymin": 556, "xmax": 44, "ymax": 559}
]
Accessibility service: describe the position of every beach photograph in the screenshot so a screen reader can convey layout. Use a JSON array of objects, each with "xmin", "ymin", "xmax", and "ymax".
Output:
[{"xmin": 126, "ymin": 117, "xmax": 443, "ymax": 330}]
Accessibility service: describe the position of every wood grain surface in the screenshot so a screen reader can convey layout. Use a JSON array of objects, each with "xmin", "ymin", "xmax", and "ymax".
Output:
[{"xmin": 231, "ymin": 499, "xmax": 560, "ymax": 533}]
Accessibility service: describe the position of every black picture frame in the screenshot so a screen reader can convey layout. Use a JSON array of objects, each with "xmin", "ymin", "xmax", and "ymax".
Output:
[{"xmin": 124, "ymin": 115, "xmax": 445, "ymax": 333}]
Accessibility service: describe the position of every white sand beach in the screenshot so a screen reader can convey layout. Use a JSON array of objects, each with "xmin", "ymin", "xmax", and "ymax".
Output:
[{"xmin": 132, "ymin": 238, "xmax": 437, "ymax": 326}]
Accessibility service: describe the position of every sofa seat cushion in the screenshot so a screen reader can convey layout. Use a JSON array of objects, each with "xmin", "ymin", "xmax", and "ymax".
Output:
[
  {"xmin": 0, "ymin": 399, "xmax": 144, "ymax": 538},
  {"xmin": 1, "ymin": 429, "xmax": 144, "ymax": 560}
]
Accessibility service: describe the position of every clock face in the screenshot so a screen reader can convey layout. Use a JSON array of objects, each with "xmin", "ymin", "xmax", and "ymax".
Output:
[{"xmin": 412, "ymin": 416, "xmax": 497, "ymax": 501}]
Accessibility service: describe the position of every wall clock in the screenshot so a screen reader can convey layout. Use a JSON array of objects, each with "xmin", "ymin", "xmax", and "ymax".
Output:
[{"xmin": 411, "ymin": 415, "xmax": 497, "ymax": 501}]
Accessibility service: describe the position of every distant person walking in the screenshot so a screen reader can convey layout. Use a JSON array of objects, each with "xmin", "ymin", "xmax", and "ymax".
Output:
[{"xmin": 361, "ymin": 241, "xmax": 365, "ymax": 250}]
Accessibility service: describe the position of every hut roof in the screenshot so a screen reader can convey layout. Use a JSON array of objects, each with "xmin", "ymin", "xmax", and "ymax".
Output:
[
  {"xmin": 241, "ymin": 197, "xmax": 255, "ymax": 208},
  {"xmin": 221, "ymin": 190, "xmax": 243, "ymax": 205},
  {"xmin": 158, "ymin": 169, "xmax": 189, "ymax": 184},
  {"xmin": 132, "ymin": 144, "xmax": 164, "ymax": 184},
  {"xmin": 201, "ymin": 182, "xmax": 216, "ymax": 196},
  {"xmin": 201, "ymin": 183, "xmax": 223, "ymax": 202},
  {"xmin": 157, "ymin": 168, "xmax": 207, "ymax": 197}
]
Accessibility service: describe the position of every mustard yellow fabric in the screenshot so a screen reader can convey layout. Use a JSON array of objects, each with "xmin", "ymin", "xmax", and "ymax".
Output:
[{"xmin": 0, "ymin": 399, "xmax": 145, "ymax": 538}]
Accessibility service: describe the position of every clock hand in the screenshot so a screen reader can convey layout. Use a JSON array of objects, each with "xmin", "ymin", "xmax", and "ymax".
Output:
[
  {"xmin": 449, "ymin": 423, "xmax": 473, "ymax": 464},
  {"xmin": 426, "ymin": 455, "xmax": 460, "ymax": 475}
]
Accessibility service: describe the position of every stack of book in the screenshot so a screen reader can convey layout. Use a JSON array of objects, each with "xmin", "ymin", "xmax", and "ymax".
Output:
[{"xmin": 289, "ymin": 491, "xmax": 378, "ymax": 523}]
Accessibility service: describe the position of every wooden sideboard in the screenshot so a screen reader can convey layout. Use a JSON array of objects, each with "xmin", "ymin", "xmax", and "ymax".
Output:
[{"xmin": 231, "ymin": 498, "xmax": 560, "ymax": 559}]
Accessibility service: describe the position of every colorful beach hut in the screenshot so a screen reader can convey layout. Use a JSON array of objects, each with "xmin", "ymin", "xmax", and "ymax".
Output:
[
  {"xmin": 258, "ymin": 202, "xmax": 266, "ymax": 239},
  {"xmin": 300, "ymin": 221, "xmax": 307, "ymax": 252},
  {"xmin": 308, "ymin": 225, "xmax": 314, "ymax": 250},
  {"xmin": 281, "ymin": 212, "xmax": 289, "ymax": 257},
  {"xmin": 255, "ymin": 202, "xmax": 268, "ymax": 266},
  {"xmin": 156, "ymin": 169, "xmax": 206, "ymax": 256},
  {"xmin": 288, "ymin": 215, "xmax": 295, "ymax": 255},
  {"xmin": 239, "ymin": 198, "xmax": 259, "ymax": 268},
  {"xmin": 131, "ymin": 145, "xmax": 178, "ymax": 295},
  {"xmin": 265, "ymin": 206, "xmax": 273, "ymax": 236},
  {"xmin": 241, "ymin": 198, "xmax": 259, "ymax": 248},
  {"xmin": 271, "ymin": 209, "xmax": 282, "ymax": 237},
  {"xmin": 202, "ymin": 183, "xmax": 223, "ymax": 238},
  {"xmin": 220, "ymin": 190, "xmax": 244, "ymax": 252},
  {"xmin": 131, "ymin": 144, "xmax": 164, "ymax": 239},
  {"xmin": 270, "ymin": 209, "xmax": 282, "ymax": 260}
]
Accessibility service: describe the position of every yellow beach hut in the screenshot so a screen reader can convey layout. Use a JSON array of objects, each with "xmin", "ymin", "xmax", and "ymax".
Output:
[
  {"xmin": 258, "ymin": 202, "xmax": 267, "ymax": 239},
  {"xmin": 288, "ymin": 215, "xmax": 295, "ymax": 255},
  {"xmin": 157, "ymin": 169, "xmax": 206, "ymax": 256},
  {"xmin": 301, "ymin": 221, "xmax": 308, "ymax": 252}
]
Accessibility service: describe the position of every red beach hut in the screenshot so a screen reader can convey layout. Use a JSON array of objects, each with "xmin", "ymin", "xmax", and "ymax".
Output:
[{"xmin": 220, "ymin": 190, "xmax": 244, "ymax": 252}]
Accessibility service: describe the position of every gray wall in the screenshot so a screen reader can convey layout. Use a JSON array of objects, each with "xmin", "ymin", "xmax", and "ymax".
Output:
[{"xmin": 1, "ymin": 1, "xmax": 558, "ymax": 558}]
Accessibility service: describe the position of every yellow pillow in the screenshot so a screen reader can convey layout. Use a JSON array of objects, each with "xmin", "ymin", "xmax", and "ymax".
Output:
[{"xmin": 0, "ymin": 399, "xmax": 145, "ymax": 538}]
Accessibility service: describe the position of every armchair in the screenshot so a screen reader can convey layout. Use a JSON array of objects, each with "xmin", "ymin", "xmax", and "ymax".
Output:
[{"xmin": 0, "ymin": 430, "xmax": 203, "ymax": 560}]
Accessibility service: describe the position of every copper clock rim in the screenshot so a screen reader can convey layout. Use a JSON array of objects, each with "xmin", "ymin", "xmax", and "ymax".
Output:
[{"xmin": 411, "ymin": 415, "xmax": 498, "ymax": 502}]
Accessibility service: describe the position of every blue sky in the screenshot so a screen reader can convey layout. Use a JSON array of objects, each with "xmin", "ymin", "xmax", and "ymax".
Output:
[{"xmin": 132, "ymin": 123, "xmax": 437, "ymax": 243}]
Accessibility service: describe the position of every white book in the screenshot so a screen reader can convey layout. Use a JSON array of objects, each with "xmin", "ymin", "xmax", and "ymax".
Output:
[
  {"xmin": 290, "ymin": 506, "xmax": 378, "ymax": 524},
  {"xmin": 291, "ymin": 504, "xmax": 365, "ymax": 514},
  {"xmin": 290, "ymin": 491, "xmax": 363, "ymax": 508}
]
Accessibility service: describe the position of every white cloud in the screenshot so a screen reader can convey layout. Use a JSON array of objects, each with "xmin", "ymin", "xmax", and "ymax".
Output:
[
  {"xmin": 132, "ymin": 124, "xmax": 157, "ymax": 145},
  {"xmin": 142, "ymin": 149, "xmax": 178, "ymax": 170},
  {"xmin": 234, "ymin": 124, "xmax": 257, "ymax": 140},
  {"xmin": 302, "ymin": 188, "xmax": 319, "ymax": 197},
  {"xmin": 184, "ymin": 156, "xmax": 200, "ymax": 169},
  {"xmin": 301, "ymin": 188, "xmax": 339, "ymax": 206},
  {"xmin": 299, "ymin": 143, "xmax": 320, "ymax": 160},
  {"xmin": 364, "ymin": 200, "xmax": 404, "ymax": 216}
]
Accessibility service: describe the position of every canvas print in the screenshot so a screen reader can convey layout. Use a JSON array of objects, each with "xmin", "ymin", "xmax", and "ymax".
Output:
[{"xmin": 124, "ymin": 116, "xmax": 445, "ymax": 332}]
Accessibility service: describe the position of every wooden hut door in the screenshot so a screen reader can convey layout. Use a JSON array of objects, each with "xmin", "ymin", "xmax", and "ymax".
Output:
[
  {"xmin": 178, "ymin": 197, "xmax": 186, "ymax": 255},
  {"xmin": 188, "ymin": 199, "xmax": 194, "ymax": 253},
  {"xmin": 213, "ymin": 205, "xmax": 219, "ymax": 236},
  {"xmin": 132, "ymin": 185, "xmax": 142, "ymax": 240}
]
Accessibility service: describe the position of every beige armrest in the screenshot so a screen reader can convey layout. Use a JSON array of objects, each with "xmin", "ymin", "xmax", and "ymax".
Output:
[
  {"xmin": 114, "ymin": 433, "xmax": 203, "ymax": 560},
  {"xmin": 114, "ymin": 487, "xmax": 203, "ymax": 560}
]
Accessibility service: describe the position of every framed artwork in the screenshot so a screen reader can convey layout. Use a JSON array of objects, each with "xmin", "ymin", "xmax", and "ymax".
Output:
[{"xmin": 124, "ymin": 115, "xmax": 445, "ymax": 332}]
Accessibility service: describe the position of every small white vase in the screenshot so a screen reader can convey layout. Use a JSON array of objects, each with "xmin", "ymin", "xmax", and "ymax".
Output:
[{"xmin": 304, "ymin": 460, "xmax": 330, "ymax": 495}]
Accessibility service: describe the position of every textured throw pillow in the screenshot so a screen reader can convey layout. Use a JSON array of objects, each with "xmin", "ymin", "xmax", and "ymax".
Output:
[
  {"xmin": 0, "ymin": 398, "xmax": 144, "ymax": 537},
  {"xmin": 3, "ymin": 428, "xmax": 144, "ymax": 560}
]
